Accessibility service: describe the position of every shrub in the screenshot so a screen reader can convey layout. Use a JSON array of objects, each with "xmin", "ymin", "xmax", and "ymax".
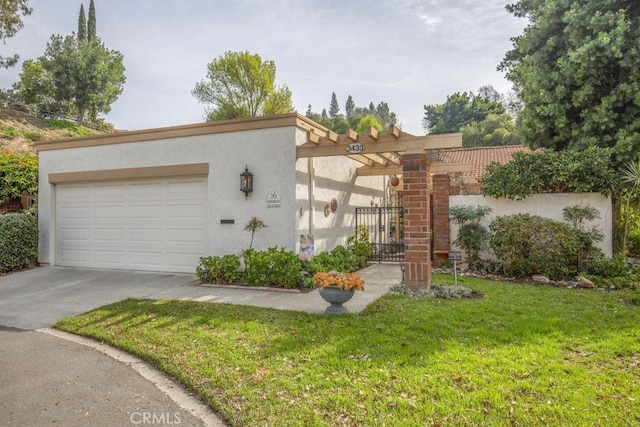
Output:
[
  {"xmin": 243, "ymin": 247, "xmax": 305, "ymax": 289},
  {"xmin": 0, "ymin": 150, "xmax": 38, "ymax": 204},
  {"xmin": 449, "ymin": 205, "xmax": 492, "ymax": 268},
  {"xmin": 196, "ymin": 255, "xmax": 241, "ymax": 284},
  {"xmin": 587, "ymin": 254, "xmax": 629, "ymax": 278},
  {"xmin": 0, "ymin": 211, "xmax": 38, "ymax": 273},
  {"xmin": 347, "ymin": 225, "xmax": 373, "ymax": 268},
  {"xmin": 628, "ymin": 230, "xmax": 640, "ymax": 256},
  {"xmin": 489, "ymin": 214, "xmax": 580, "ymax": 280}
]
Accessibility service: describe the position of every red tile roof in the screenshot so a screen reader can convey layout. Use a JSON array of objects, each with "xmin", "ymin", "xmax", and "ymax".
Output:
[{"xmin": 431, "ymin": 145, "xmax": 531, "ymax": 179}]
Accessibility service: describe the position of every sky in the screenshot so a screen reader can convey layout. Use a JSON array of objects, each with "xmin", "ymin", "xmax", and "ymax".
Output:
[{"xmin": 0, "ymin": 0, "xmax": 527, "ymax": 135}]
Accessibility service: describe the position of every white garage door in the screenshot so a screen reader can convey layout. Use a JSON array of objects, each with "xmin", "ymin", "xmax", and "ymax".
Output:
[{"xmin": 56, "ymin": 177, "xmax": 207, "ymax": 273}]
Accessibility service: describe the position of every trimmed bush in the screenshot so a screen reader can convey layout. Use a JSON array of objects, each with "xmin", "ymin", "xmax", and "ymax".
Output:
[
  {"xmin": 196, "ymin": 254, "xmax": 241, "ymax": 284},
  {"xmin": 490, "ymin": 214, "xmax": 580, "ymax": 280},
  {"xmin": 243, "ymin": 247, "xmax": 305, "ymax": 289},
  {"xmin": 0, "ymin": 211, "xmax": 38, "ymax": 273}
]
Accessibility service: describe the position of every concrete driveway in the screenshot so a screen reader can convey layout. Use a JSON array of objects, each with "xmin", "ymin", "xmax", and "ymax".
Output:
[{"xmin": 0, "ymin": 266, "xmax": 199, "ymax": 330}]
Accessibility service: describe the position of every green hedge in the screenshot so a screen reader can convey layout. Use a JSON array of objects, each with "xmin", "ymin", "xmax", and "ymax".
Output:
[
  {"xmin": 0, "ymin": 211, "xmax": 38, "ymax": 273},
  {"xmin": 489, "ymin": 214, "xmax": 580, "ymax": 280}
]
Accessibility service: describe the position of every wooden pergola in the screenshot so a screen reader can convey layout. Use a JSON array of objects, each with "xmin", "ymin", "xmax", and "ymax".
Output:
[
  {"xmin": 296, "ymin": 124, "xmax": 471, "ymax": 176},
  {"xmin": 296, "ymin": 123, "xmax": 471, "ymax": 290}
]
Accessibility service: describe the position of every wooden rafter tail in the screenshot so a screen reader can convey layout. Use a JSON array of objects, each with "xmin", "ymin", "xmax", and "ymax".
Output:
[
  {"xmin": 380, "ymin": 152, "xmax": 401, "ymax": 165},
  {"xmin": 367, "ymin": 127, "xmax": 379, "ymax": 140},
  {"xmin": 347, "ymin": 154, "xmax": 374, "ymax": 166},
  {"xmin": 327, "ymin": 131, "xmax": 338, "ymax": 143},
  {"xmin": 389, "ymin": 124, "xmax": 401, "ymax": 138},
  {"xmin": 307, "ymin": 131, "xmax": 320, "ymax": 144},
  {"xmin": 347, "ymin": 128, "xmax": 358, "ymax": 141},
  {"xmin": 362, "ymin": 153, "xmax": 388, "ymax": 167}
]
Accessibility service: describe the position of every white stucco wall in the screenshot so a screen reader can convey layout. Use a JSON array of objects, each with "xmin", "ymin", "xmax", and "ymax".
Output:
[
  {"xmin": 449, "ymin": 193, "xmax": 613, "ymax": 257},
  {"xmin": 294, "ymin": 128, "xmax": 385, "ymax": 254},
  {"xmin": 38, "ymin": 126, "xmax": 299, "ymax": 265}
]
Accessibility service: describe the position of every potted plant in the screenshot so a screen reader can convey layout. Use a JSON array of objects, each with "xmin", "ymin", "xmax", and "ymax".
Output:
[{"xmin": 313, "ymin": 271, "xmax": 365, "ymax": 313}]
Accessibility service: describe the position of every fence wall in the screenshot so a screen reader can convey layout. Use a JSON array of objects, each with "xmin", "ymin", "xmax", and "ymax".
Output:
[{"xmin": 449, "ymin": 193, "xmax": 613, "ymax": 257}]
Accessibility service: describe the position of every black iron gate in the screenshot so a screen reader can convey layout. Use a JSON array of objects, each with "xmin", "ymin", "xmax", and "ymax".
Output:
[{"xmin": 355, "ymin": 207, "xmax": 405, "ymax": 263}]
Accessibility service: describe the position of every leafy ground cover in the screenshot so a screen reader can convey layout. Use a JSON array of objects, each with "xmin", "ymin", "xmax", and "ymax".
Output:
[{"xmin": 55, "ymin": 274, "xmax": 640, "ymax": 426}]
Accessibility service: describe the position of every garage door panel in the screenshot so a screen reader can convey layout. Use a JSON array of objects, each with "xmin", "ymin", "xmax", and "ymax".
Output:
[
  {"xmin": 59, "ymin": 206, "xmax": 90, "ymax": 219},
  {"xmin": 56, "ymin": 176, "xmax": 207, "ymax": 273},
  {"xmin": 128, "ymin": 204, "xmax": 164, "ymax": 219},
  {"xmin": 93, "ymin": 227, "xmax": 125, "ymax": 242},
  {"xmin": 59, "ymin": 227, "xmax": 90, "ymax": 242},
  {"xmin": 93, "ymin": 250, "xmax": 126, "ymax": 264},
  {"xmin": 93, "ymin": 183, "xmax": 125, "ymax": 199},
  {"xmin": 93, "ymin": 205, "xmax": 126, "ymax": 220},
  {"xmin": 60, "ymin": 249, "xmax": 90, "ymax": 263},
  {"xmin": 167, "ymin": 228, "xmax": 205, "ymax": 243},
  {"xmin": 57, "ymin": 185, "xmax": 90, "ymax": 201},
  {"xmin": 129, "ymin": 228, "xmax": 163, "ymax": 242}
]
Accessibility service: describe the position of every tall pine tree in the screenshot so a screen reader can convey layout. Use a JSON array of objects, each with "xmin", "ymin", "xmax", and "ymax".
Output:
[
  {"xmin": 77, "ymin": 4, "xmax": 86, "ymax": 42},
  {"xmin": 345, "ymin": 95, "xmax": 355, "ymax": 118},
  {"xmin": 329, "ymin": 91, "xmax": 339, "ymax": 118},
  {"xmin": 87, "ymin": 0, "xmax": 96, "ymax": 41}
]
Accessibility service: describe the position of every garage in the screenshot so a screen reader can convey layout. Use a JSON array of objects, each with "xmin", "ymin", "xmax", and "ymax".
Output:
[{"xmin": 55, "ymin": 176, "xmax": 207, "ymax": 273}]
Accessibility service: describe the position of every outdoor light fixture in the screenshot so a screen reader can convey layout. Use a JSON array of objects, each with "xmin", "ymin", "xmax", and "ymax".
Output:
[{"xmin": 240, "ymin": 165, "xmax": 253, "ymax": 199}]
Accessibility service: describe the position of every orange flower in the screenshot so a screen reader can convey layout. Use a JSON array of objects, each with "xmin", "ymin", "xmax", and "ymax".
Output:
[{"xmin": 312, "ymin": 271, "xmax": 364, "ymax": 291}]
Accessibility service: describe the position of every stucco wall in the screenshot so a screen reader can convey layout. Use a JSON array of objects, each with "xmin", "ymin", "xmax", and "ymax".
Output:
[
  {"xmin": 38, "ymin": 126, "xmax": 299, "ymax": 264},
  {"xmin": 448, "ymin": 193, "xmax": 613, "ymax": 258},
  {"xmin": 294, "ymin": 129, "xmax": 385, "ymax": 254}
]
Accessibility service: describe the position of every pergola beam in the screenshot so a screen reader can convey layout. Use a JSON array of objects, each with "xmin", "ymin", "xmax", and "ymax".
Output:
[
  {"xmin": 356, "ymin": 161, "xmax": 473, "ymax": 177},
  {"xmin": 297, "ymin": 132, "xmax": 462, "ymax": 158}
]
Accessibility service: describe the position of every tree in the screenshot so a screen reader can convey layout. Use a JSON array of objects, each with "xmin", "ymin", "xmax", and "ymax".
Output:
[
  {"xmin": 13, "ymin": 58, "xmax": 71, "ymax": 116},
  {"xmin": 620, "ymin": 160, "xmax": 640, "ymax": 254},
  {"xmin": 460, "ymin": 113, "xmax": 520, "ymax": 147},
  {"xmin": 0, "ymin": 0, "xmax": 32, "ymax": 68},
  {"xmin": 423, "ymin": 88, "xmax": 506, "ymax": 134},
  {"xmin": 479, "ymin": 147, "xmax": 617, "ymax": 200},
  {"xmin": 500, "ymin": 0, "xmax": 640, "ymax": 164},
  {"xmin": 192, "ymin": 51, "xmax": 292, "ymax": 121},
  {"xmin": 355, "ymin": 114, "xmax": 383, "ymax": 133},
  {"xmin": 77, "ymin": 4, "xmax": 86, "ymax": 42},
  {"xmin": 42, "ymin": 33, "xmax": 126, "ymax": 124},
  {"xmin": 0, "ymin": 150, "xmax": 38, "ymax": 205},
  {"xmin": 329, "ymin": 91, "xmax": 339, "ymax": 118},
  {"xmin": 345, "ymin": 95, "xmax": 355, "ymax": 118},
  {"xmin": 87, "ymin": 0, "xmax": 96, "ymax": 42}
]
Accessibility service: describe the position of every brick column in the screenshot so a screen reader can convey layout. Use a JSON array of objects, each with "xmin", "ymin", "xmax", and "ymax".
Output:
[
  {"xmin": 402, "ymin": 152, "xmax": 431, "ymax": 290},
  {"xmin": 431, "ymin": 174, "xmax": 450, "ymax": 266}
]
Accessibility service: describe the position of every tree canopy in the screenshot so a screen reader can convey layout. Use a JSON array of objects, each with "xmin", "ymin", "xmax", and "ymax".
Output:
[
  {"xmin": 479, "ymin": 147, "xmax": 617, "ymax": 200},
  {"xmin": 192, "ymin": 51, "xmax": 293, "ymax": 121},
  {"xmin": 306, "ymin": 94, "xmax": 397, "ymax": 134},
  {"xmin": 423, "ymin": 88, "xmax": 507, "ymax": 134},
  {"xmin": 0, "ymin": 0, "xmax": 32, "ymax": 68},
  {"xmin": 500, "ymin": 0, "xmax": 640, "ymax": 164},
  {"xmin": 423, "ymin": 85, "xmax": 519, "ymax": 147},
  {"xmin": 14, "ymin": 2, "xmax": 125, "ymax": 124}
]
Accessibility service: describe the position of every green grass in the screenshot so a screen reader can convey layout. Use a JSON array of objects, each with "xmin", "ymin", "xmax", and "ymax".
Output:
[{"xmin": 55, "ymin": 274, "xmax": 640, "ymax": 426}]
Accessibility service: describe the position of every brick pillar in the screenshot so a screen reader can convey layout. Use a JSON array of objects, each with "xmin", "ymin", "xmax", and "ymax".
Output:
[
  {"xmin": 432, "ymin": 174, "xmax": 450, "ymax": 266},
  {"xmin": 402, "ymin": 152, "xmax": 431, "ymax": 290}
]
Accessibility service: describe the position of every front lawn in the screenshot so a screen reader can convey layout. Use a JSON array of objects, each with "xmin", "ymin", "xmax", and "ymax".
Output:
[{"xmin": 55, "ymin": 275, "xmax": 640, "ymax": 426}]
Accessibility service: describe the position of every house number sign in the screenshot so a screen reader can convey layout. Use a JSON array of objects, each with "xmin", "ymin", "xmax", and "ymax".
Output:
[
  {"xmin": 267, "ymin": 191, "xmax": 281, "ymax": 208},
  {"xmin": 346, "ymin": 143, "xmax": 365, "ymax": 154}
]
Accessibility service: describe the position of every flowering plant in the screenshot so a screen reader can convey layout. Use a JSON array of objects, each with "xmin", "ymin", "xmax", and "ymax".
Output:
[{"xmin": 313, "ymin": 271, "xmax": 365, "ymax": 291}]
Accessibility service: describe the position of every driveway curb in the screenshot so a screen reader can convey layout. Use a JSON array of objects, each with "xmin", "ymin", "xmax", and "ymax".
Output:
[{"xmin": 38, "ymin": 328, "xmax": 226, "ymax": 427}]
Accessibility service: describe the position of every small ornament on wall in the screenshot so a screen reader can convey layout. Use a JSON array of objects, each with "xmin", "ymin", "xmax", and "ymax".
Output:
[
  {"xmin": 330, "ymin": 198, "xmax": 338, "ymax": 212},
  {"xmin": 323, "ymin": 204, "xmax": 331, "ymax": 217}
]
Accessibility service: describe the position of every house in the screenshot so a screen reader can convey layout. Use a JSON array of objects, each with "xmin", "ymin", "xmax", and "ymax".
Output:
[{"xmin": 35, "ymin": 113, "xmax": 462, "ymax": 285}]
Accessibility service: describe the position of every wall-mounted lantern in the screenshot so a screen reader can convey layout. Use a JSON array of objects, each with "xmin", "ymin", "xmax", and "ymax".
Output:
[{"xmin": 240, "ymin": 165, "xmax": 253, "ymax": 199}]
